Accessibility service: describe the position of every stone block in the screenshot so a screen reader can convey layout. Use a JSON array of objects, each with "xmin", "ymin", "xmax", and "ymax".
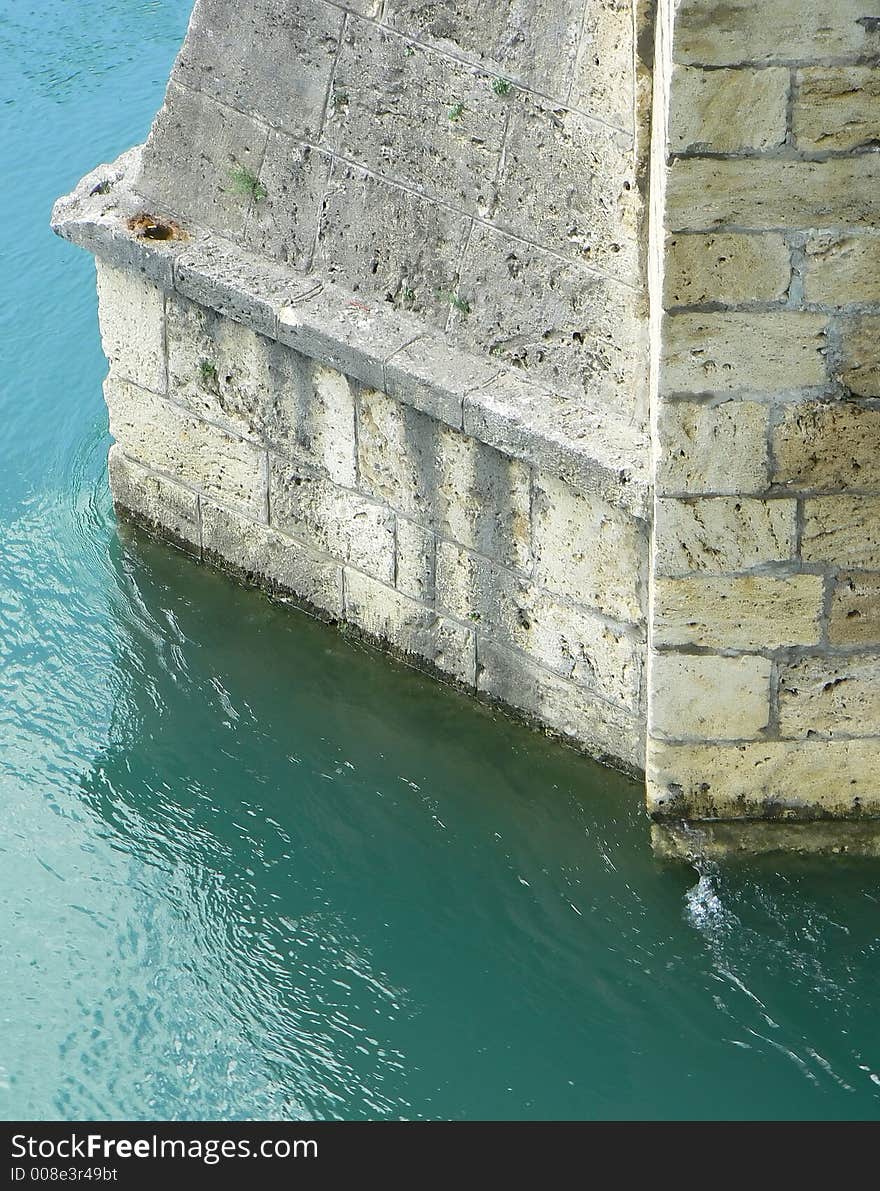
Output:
[
  {"xmin": 656, "ymin": 400, "xmax": 768, "ymax": 495},
  {"xmin": 649, "ymin": 652, "xmax": 772, "ymax": 740},
  {"xmin": 108, "ymin": 445, "xmax": 201, "ymax": 555},
  {"xmin": 532, "ymin": 473, "xmax": 647, "ymax": 624},
  {"xmin": 794, "ymin": 68, "xmax": 880, "ymax": 152},
  {"xmin": 664, "ymin": 233, "xmax": 790, "ymax": 308},
  {"xmin": 343, "ymin": 567, "xmax": 475, "ymax": 686},
  {"xmin": 838, "ymin": 316, "xmax": 880, "ymax": 397},
  {"xmin": 802, "ymin": 495, "xmax": 880, "ymax": 569},
  {"xmin": 654, "ymin": 496, "xmax": 796, "ymax": 576},
  {"xmin": 773, "ymin": 401, "xmax": 880, "ymax": 490},
  {"xmin": 96, "ymin": 260, "xmax": 166, "ymax": 393},
  {"xmin": 383, "ymin": 335, "xmax": 500, "ymax": 430},
  {"xmin": 568, "ymin": 0, "xmax": 635, "ymax": 131},
  {"xmin": 105, "ymin": 376, "xmax": 266, "ymax": 520},
  {"xmin": 396, "ymin": 517, "xmax": 436, "ymax": 602},
  {"xmin": 669, "ymin": 66, "xmax": 788, "ymax": 153},
  {"xmin": 779, "ymin": 654, "xmax": 880, "ymax": 739},
  {"xmin": 830, "ymin": 574, "xmax": 880, "ymax": 646},
  {"xmin": 804, "ymin": 233, "xmax": 880, "ymax": 307},
  {"xmin": 653, "ymin": 574, "xmax": 824, "ymax": 649},
  {"xmin": 269, "ymin": 455, "xmax": 395, "ymax": 584},
  {"xmin": 240, "ymin": 135, "xmax": 331, "ymax": 270}
]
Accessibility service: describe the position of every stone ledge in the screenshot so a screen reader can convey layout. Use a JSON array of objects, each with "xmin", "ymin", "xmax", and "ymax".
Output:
[{"xmin": 51, "ymin": 147, "xmax": 651, "ymax": 520}]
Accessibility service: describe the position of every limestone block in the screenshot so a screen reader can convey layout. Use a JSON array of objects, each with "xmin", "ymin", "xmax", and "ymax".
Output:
[
  {"xmin": 384, "ymin": 335, "xmax": 500, "ymax": 430},
  {"xmin": 108, "ymin": 446, "xmax": 201, "ymax": 555},
  {"xmin": 313, "ymin": 162, "xmax": 471, "ymax": 331},
  {"xmin": 804, "ymin": 233, "xmax": 880, "ymax": 307},
  {"xmin": 838, "ymin": 316, "xmax": 880, "ymax": 398},
  {"xmin": 674, "ymin": 0, "xmax": 879, "ymax": 66},
  {"xmin": 830, "ymin": 574, "xmax": 880, "ymax": 646},
  {"xmin": 268, "ymin": 456, "xmax": 395, "ymax": 585},
  {"xmin": 396, "ymin": 517, "xmax": 436, "ymax": 602},
  {"xmin": 569, "ymin": 0, "xmax": 635, "ymax": 131},
  {"xmin": 802, "ymin": 496, "xmax": 880, "ymax": 569},
  {"xmin": 773, "ymin": 402, "xmax": 880, "ymax": 490},
  {"xmin": 669, "ymin": 66, "xmax": 788, "ymax": 153},
  {"xmin": 343, "ymin": 567, "xmax": 475, "ymax": 686},
  {"xmin": 649, "ymin": 652, "xmax": 772, "ymax": 740},
  {"xmin": 654, "ymin": 497, "xmax": 796, "ymax": 576},
  {"xmin": 453, "ymin": 224, "xmax": 645, "ymax": 412},
  {"xmin": 653, "ymin": 574, "xmax": 824, "ymax": 649},
  {"xmin": 662, "ymin": 312, "xmax": 827, "ymax": 395},
  {"xmin": 436, "ymin": 541, "xmax": 643, "ymax": 710},
  {"xmin": 137, "ymin": 83, "xmax": 268, "ymax": 241},
  {"xmin": 532, "ymin": 473, "xmax": 647, "ymax": 624},
  {"xmin": 170, "ymin": 0, "xmax": 342, "ymax": 140},
  {"xmin": 241, "ymin": 136, "xmax": 331, "ymax": 270},
  {"xmin": 357, "ymin": 388, "xmax": 532, "ymax": 570},
  {"xmin": 794, "ymin": 68, "xmax": 880, "ymax": 152},
  {"xmin": 476, "ymin": 637, "xmax": 644, "ymax": 771},
  {"xmin": 96, "ymin": 261, "xmax": 166, "ymax": 393},
  {"xmin": 664, "ymin": 234, "xmax": 790, "ymax": 308},
  {"xmin": 166, "ymin": 294, "xmax": 357, "ymax": 484},
  {"xmin": 201, "ymin": 499, "xmax": 343, "ymax": 617},
  {"xmin": 779, "ymin": 654, "xmax": 880, "ymax": 739},
  {"xmin": 492, "ymin": 92, "xmax": 639, "ymax": 282},
  {"xmin": 647, "ymin": 738, "xmax": 880, "ymax": 820},
  {"xmin": 105, "ymin": 376, "xmax": 266, "ymax": 521},
  {"xmin": 666, "ymin": 156, "xmax": 880, "ymax": 232},
  {"xmin": 656, "ymin": 401, "xmax": 768, "ymax": 495},
  {"xmin": 325, "ymin": 20, "xmax": 506, "ymax": 214}
]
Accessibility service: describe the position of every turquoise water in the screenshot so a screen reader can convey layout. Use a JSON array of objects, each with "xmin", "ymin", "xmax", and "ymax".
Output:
[{"xmin": 2, "ymin": 0, "xmax": 880, "ymax": 1122}]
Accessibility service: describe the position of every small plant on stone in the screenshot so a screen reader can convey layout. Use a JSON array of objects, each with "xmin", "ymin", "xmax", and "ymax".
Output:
[
  {"xmin": 198, "ymin": 359, "xmax": 219, "ymax": 390},
  {"xmin": 491, "ymin": 77, "xmax": 512, "ymax": 96},
  {"xmin": 448, "ymin": 292, "xmax": 471, "ymax": 315},
  {"xmin": 228, "ymin": 163, "xmax": 267, "ymax": 202},
  {"xmin": 331, "ymin": 89, "xmax": 349, "ymax": 112},
  {"xmin": 400, "ymin": 286, "xmax": 416, "ymax": 305},
  {"xmin": 448, "ymin": 101, "xmax": 465, "ymax": 123}
]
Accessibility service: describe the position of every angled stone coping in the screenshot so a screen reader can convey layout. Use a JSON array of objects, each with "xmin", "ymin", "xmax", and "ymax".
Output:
[{"xmin": 51, "ymin": 147, "xmax": 651, "ymax": 519}]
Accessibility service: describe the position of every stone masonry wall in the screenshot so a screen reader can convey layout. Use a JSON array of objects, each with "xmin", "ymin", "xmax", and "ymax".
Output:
[{"xmin": 647, "ymin": 0, "xmax": 880, "ymax": 820}]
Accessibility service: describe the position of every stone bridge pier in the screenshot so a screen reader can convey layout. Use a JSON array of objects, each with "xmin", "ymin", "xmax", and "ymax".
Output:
[{"xmin": 53, "ymin": 0, "xmax": 880, "ymax": 855}]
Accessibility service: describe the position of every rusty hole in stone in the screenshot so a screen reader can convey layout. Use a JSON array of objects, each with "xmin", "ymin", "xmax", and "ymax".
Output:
[{"xmin": 127, "ymin": 212, "xmax": 188, "ymax": 241}]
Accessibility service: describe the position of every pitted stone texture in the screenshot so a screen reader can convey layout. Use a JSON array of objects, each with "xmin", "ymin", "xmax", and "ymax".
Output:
[
  {"xmin": 804, "ymin": 234, "xmax": 880, "ymax": 307},
  {"xmin": 384, "ymin": 336, "xmax": 500, "ymax": 429},
  {"xmin": 650, "ymin": 652, "xmax": 772, "ymax": 741},
  {"xmin": 105, "ymin": 377, "xmax": 266, "ymax": 521},
  {"xmin": 170, "ymin": 0, "xmax": 342, "ymax": 141},
  {"xmin": 396, "ymin": 518, "xmax": 436, "ymax": 602},
  {"xmin": 653, "ymin": 574, "xmax": 824, "ymax": 650},
  {"xmin": 779, "ymin": 654, "xmax": 880, "ymax": 739},
  {"xmin": 654, "ymin": 497, "xmax": 796, "ymax": 576},
  {"xmin": 669, "ymin": 66, "xmax": 788, "ymax": 153},
  {"xmin": 325, "ymin": 20, "xmax": 506, "ymax": 214},
  {"xmin": 794, "ymin": 68, "xmax": 880, "ymax": 151},
  {"xmin": 476, "ymin": 638, "xmax": 644, "ymax": 770},
  {"xmin": 108, "ymin": 446, "xmax": 201, "ymax": 554},
  {"xmin": 343, "ymin": 567, "xmax": 475, "ymax": 686},
  {"xmin": 532, "ymin": 473, "xmax": 646, "ymax": 624},
  {"xmin": 773, "ymin": 402, "xmax": 880, "ymax": 491},
  {"xmin": 453, "ymin": 224, "xmax": 645, "ymax": 413},
  {"xmin": 436, "ymin": 541, "xmax": 643, "ymax": 710},
  {"xmin": 830, "ymin": 574, "xmax": 880, "ymax": 646},
  {"xmin": 269, "ymin": 456, "xmax": 396, "ymax": 584},
  {"xmin": 313, "ymin": 162, "xmax": 470, "ymax": 330},
  {"xmin": 166, "ymin": 295, "xmax": 357, "ymax": 485},
  {"xmin": 569, "ymin": 0, "xmax": 634, "ymax": 131},
  {"xmin": 802, "ymin": 496, "xmax": 880, "ymax": 570},
  {"xmin": 838, "ymin": 317, "xmax": 880, "ymax": 398},
  {"xmin": 138, "ymin": 83, "xmax": 267, "ymax": 241},
  {"xmin": 201, "ymin": 499, "xmax": 344, "ymax": 617},
  {"xmin": 96, "ymin": 261, "xmax": 166, "ymax": 393},
  {"xmin": 656, "ymin": 401, "xmax": 768, "ymax": 496},
  {"xmin": 241, "ymin": 137, "xmax": 331, "ymax": 270},
  {"xmin": 358, "ymin": 388, "xmax": 532, "ymax": 571},
  {"xmin": 491, "ymin": 92, "xmax": 639, "ymax": 282},
  {"xmin": 664, "ymin": 234, "xmax": 791, "ymax": 308}
]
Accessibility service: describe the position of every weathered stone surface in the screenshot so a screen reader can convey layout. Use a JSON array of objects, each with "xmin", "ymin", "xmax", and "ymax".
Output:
[
  {"xmin": 170, "ymin": 0, "xmax": 342, "ymax": 140},
  {"xmin": 343, "ymin": 567, "xmax": 475, "ymax": 686},
  {"xmin": 476, "ymin": 637, "xmax": 644, "ymax": 770},
  {"xmin": 664, "ymin": 233, "xmax": 790, "ymax": 307},
  {"xmin": 802, "ymin": 495, "xmax": 880, "ymax": 569},
  {"xmin": 662, "ymin": 312, "xmax": 827, "ymax": 395},
  {"xmin": 773, "ymin": 402, "xmax": 880, "ymax": 490},
  {"xmin": 201, "ymin": 498, "xmax": 344, "ymax": 617},
  {"xmin": 666, "ymin": 156, "xmax": 880, "ymax": 232},
  {"xmin": 650, "ymin": 652, "xmax": 772, "ymax": 740},
  {"xmin": 830, "ymin": 573, "xmax": 880, "ymax": 646},
  {"xmin": 532, "ymin": 473, "xmax": 646, "ymax": 623},
  {"xmin": 358, "ymin": 388, "xmax": 532, "ymax": 570},
  {"xmin": 96, "ymin": 261, "xmax": 166, "ymax": 393},
  {"xmin": 804, "ymin": 233, "xmax": 880, "ymax": 307},
  {"xmin": 105, "ymin": 376, "xmax": 266, "ymax": 520},
  {"xmin": 779, "ymin": 654, "xmax": 880, "ymax": 739},
  {"xmin": 569, "ymin": 0, "xmax": 635, "ymax": 131},
  {"xmin": 396, "ymin": 517, "xmax": 436, "ymax": 602},
  {"xmin": 108, "ymin": 445, "xmax": 201, "ymax": 554},
  {"xmin": 794, "ymin": 68, "xmax": 880, "ymax": 152},
  {"xmin": 269, "ymin": 456, "xmax": 395, "ymax": 584},
  {"xmin": 656, "ymin": 401, "xmax": 768, "ymax": 495},
  {"xmin": 436, "ymin": 540, "xmax": 643, "ymax": 710},
  {"xmin": 240, "ymin": 135, "xmax": 331, "ymax": 270},
  {"xmin": 653, "ymin": 574, "xmax": 824, "ymax": 649},
  {"xmin": 838, "ymin": 316, "xmax": 880, "ymax": 397},
  {"xmin": 384, "ymin": 335, "xmax": 500, "ymax": 430},
  {"xmin": 654, "ymin": 496, "xmax": 796, "ymax": 576},
  {"xmin": 669, "ymin": 66, "xmax": 788, "ymax": 153}
]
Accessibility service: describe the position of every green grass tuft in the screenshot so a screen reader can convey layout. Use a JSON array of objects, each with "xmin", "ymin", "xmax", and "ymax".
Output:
[{"xmin": 227, "ymin": 164, "xmax": 267, "ymax": 202}]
